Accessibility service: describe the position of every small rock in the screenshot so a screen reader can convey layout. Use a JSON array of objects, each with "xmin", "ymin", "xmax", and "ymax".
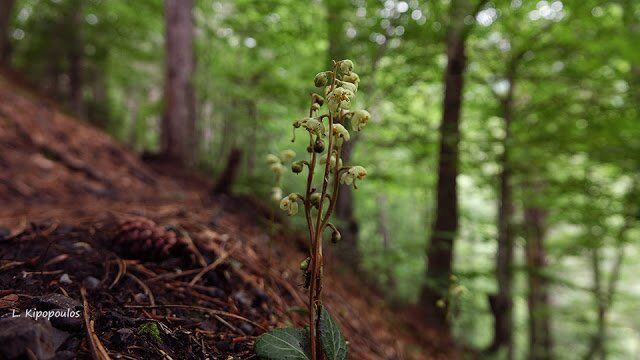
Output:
[
  {"xmin": 82, "ymin": 276, "xmax": 101, "ymax": 291},
  {"xmin": 36, "ymin": 294, "xmax": 83, "ymax": 332},
  {"xmin": 38, "ymin": 294, "xmax": 82, "ymax": 311},
  {"xmin": 0, "ymin": 317, "xmax": 56, "ymax": 359},
  {"xmin": 59, "ymin": 274, "xmax": 72, "ymax": 284}
]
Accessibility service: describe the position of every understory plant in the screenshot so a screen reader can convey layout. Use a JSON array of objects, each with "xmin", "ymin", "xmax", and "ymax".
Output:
[{"xmin": 255, "ymin": 59, "xmax": 370, "ymax": 360}]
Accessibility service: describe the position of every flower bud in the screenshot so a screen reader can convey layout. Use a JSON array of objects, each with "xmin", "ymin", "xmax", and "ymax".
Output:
[
  {"xmin": 339, "ymin": 59, "xmax": 354, "ymax": 74},
  {"xmin": 331, "ymin": 229, "xmax": 342, "ymax": 244},
  {"xmin": 314, "ymin": 138, "xmax": 325, "ymax": 153},
  {"xmin": 300, "ymin": 257, "xmax": 311, "ymax": 271},
  {"xmin": 310, "ymin": 192, "xmax": 322, "ymax": 208},
  {"xmin": 291, "ymin": 161, "xmax": 304, "ymax": 174},
  {"xmin": 331, "ymin": 124, "xmax": 351, "ymax": 145},
  {"xmin": 306, "ymin": 145, "xmax": 313, "ymax": 153},
  {"xmin": 350, "ymin": 109, "xmax": 370, "ymax": 132},
  {"xmin": 314, "ymin": 71, "xmax": 331, "ymax": 87}
]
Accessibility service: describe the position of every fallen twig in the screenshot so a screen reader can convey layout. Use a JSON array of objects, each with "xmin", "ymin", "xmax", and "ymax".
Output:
[{"xmin": 81, "ymin": 287, "xmax": 111, "ymax": 360}]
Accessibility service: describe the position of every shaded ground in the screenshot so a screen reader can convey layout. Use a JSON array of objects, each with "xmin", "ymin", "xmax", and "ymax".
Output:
[{"xmin": 0, "ymin": 72, "xmax": 453, "ymax": 359}]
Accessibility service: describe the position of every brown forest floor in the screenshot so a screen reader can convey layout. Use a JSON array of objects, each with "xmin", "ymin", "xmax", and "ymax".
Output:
[{"xmin": 0, "ymin": 71, "xmax": 455, "ymax": 359}]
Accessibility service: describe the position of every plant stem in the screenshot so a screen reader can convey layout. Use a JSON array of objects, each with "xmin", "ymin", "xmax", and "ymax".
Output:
[{"xmin": 308, "ymin": 64, "xmax": 339, "ymax": 360}]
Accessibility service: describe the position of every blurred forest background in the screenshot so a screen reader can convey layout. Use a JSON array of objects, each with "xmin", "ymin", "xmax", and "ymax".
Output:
[{"xmin": 1, "ymin": 0, "xmax": 639, "ymax": 358}]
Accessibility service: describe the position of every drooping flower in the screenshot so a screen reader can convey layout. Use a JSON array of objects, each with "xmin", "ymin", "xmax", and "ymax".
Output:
[
  {"xmin": 302, "ymin": 118, "xmax": 325, "ymax": 137},
  {"xmin": 342, "ymin": 72, "xmax": 360, "ymax": 86},
  {"xmin": 280, "ymin": 149, "xmax": 296, "ymax": 163},
  {"xmin": 332, "ymin": 124, "xmax": 350, "ymax": 146},
  {"xmin": 340, "ymin": 166, "xmax": 367, "ymax": 188},
  {"xmin": 266, "ymin": 154, "xmax": 280, "ymax": 165},
  {"xmin": 314, "ymin": 71, "xmax": 331, "ymax": 87},
  {"xmin": 327, "ymin": 87, "xmax": 354, "ymax": 114},
  {"xmin": 279, "ymin": 193, "xmax": 300, "ymax": 216},
  {"xmin": 350, "ymin": 110, "xmax": 370, "ymax": 132},
  {"xmin": 339, "ymin": 59, "xmax": 354, "ymax": 74},
  {"xmin": 270, "ymin": 162, "xmax": 285, "ymax": 175}
]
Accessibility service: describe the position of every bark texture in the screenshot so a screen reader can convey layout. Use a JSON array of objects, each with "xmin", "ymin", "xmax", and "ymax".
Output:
[{"xmin": 162, "ymin": 0, "xmax": 196, "ymax": 167}]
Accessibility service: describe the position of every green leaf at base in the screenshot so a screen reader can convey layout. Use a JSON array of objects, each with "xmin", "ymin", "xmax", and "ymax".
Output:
[
  {"xmin": 254, "ymin": 327, "xmax": 311, "ymax": 360},
  {"xmin": 319, "ymin": 306, "xmax": 348, "ymax": 360}
]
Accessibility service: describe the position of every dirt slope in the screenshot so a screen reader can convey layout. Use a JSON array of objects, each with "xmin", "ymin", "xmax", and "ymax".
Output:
[{"xmin": 0, "ymin": 73, "xmax": 448, "ymax": 359}]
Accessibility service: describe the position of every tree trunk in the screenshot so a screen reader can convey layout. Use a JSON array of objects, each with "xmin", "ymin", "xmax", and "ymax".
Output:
[
  {"xmin": 524, "ymin": 199, "xmax": 553, "ymax": 360},
  {"xmin": 487, "ymin": 76, "xmax": 516, "ymax": 358},
  {"xmin": 421, "ymin": 26, "xmax": 466, "ymax": 329},
  {"xmin": 162, "ymin": 0, "xmax": 196, "ymax": 167},
  {"xmin": 67, "ymin": 0, "xmax": 83, "ymax": 116},
  {"xmin": 377, "ymin": 195, "xmax": 395, "ymax": 290},
  {"xmin": 326, "ymin": 0, "xmax": 361, "ymax": 269},
  {"xmin": 0, "ymin": 0, "xmax": 14, "ymax": 64}
]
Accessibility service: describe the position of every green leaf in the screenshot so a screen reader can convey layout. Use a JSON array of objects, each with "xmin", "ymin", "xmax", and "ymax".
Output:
[
  {"xmin": 254, "ymin": 327, "xmax": 311, "ymax": 360},
  {"xmin": 319, "ymin": 306, "xmax": 348, "ymax": 360}
]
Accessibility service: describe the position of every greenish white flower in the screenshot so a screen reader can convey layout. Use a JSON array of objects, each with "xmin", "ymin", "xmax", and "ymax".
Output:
[
  {"xmin": 314, "ymin": 71, "xmax": 331, "ymax": 87},
  {"xmin": 332, "ymin": 124, "xmax": 350, "ymax": 146},
  {"xmin": 340, "ymin": 165, "xmax": 367, "ymax": 188},
  {"xmin": 339, "ymin": 59, "xmax": 354, "ymax": 74},
  {"xmin": 350, "ymin": 110, "xmax": 370, "ymax": 132},
  {"xmin": 342, "ymin": 72, "xmax": 360, "ymax": 86},
  {"xmin": 266, "ymin": 154, "xmax": 280, "ymax": 165},
  {"xmin": 327, "ymin": 87, "xmax": 354, "ymax": 115},
  {"xmin": 280, "ymin": 193, "xmax": 300, "ymax": 216},
  {"xmin": 270, "ymin": 163, "xmax": 285, "ymax": 175},
  {"xmin": 280, "ymin": 149, "xmax": 296, "ymax": 163},
  {"xmin": 302, "ymin": 118, "xmax": 325, "ymax": 137},
  {"xmin": 338, "ymin": 80, "xmax": 357, "ymax": 93}
]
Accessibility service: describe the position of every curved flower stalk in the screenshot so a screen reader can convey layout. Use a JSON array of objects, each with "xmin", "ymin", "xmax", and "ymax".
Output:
[{"xmin": 257, "ymin": 59, "xmax": 370, "ymax": 360}]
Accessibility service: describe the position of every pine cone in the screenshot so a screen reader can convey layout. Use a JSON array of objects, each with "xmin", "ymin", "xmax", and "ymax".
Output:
[{"xmin": 112, "ymin": 217, "xmax": 185, "ymax": 260}]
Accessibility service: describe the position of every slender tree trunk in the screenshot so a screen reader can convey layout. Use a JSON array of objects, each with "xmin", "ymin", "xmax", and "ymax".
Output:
[
  {"xmin": 326, "ymin": 0, "xmax": 361, "ymax": 269},
  {"xmin": 524, "ymin": 196, "xmax": 553, "ymax": 360},
  {"xmin": 0, "ymin": 0, "xmax": 14, "ymax": 64},
  {"xmin": 162, "ymin": 0, "xmax": 196, "ymax": 166},
  {"xmin": 67, "ymin": 0, "xmax": 83, "ymax": 116},
  {"xmin": 421, "ymin": 21, "xmax": 466, "ymax": 329},
  {"xmin": 487, "ymin": 75, "xmax": 516, "ymax": 358},
  {"xmin": 377, "ymin": 195, "xmax": 395, "ymax": 290}
]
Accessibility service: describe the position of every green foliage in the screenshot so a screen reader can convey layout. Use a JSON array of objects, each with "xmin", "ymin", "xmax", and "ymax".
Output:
[
  {"xmin": 254, "ymin": 327, "xmax": 311, "ymax": 360},
  {"xmin": 319, "ymin": 307, "xmax": 348, "ymax": 360}
]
